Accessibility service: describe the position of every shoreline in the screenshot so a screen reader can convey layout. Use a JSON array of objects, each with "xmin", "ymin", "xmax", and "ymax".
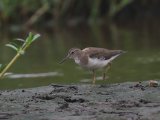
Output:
[{"xmin": 0, "ymin": 81, "xmax": 160, "ymax": 120}]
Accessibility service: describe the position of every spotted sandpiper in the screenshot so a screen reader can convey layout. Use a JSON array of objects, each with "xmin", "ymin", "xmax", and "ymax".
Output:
[{"xmin": 60, "ymin": 47, "xmax": 125, "ymax": 84}]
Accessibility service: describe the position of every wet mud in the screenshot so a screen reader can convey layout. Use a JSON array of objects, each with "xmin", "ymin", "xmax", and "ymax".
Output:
[{"xmin": 0, "ymin": 81, "xmax": 160, "ymax": 120}]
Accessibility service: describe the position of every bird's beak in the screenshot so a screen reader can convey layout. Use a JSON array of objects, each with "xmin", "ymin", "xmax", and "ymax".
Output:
[{"xmin": 59, "ymin": 55, "xmax": 68, "ymax": 64}]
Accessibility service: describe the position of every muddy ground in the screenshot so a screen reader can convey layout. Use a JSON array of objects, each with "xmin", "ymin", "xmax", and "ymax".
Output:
[{"xmin": 0, "ymin": 81, "xmax": 160, "ymax": 120}]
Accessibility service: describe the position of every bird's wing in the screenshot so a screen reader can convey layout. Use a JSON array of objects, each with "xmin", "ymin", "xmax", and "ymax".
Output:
[{"xmin": 83, "ymin": 47, "xmax": 123, "ymax": 60}]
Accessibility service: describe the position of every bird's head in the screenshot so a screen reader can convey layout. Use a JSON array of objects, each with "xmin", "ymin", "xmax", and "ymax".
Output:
[{"xmin": 59, "ymin": 48, "xmax": 81, "ymax": 64}]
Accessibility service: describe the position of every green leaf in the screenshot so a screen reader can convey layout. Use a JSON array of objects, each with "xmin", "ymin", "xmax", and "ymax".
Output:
[
  {"xmin": 25, "ymin": 32, "xmax": 40, "ymax": 46},
  {"xmin": 15, "ymin": 38, "xmax": 25, "ymax": 42},
  {"xmin": 25, "ymin": 32, "xmax": 34, "ymax": 45},
  {"xmin": 32, "ymin": 34, "xmax": 40, "ymax": 43},
  {"xmin": 6, "ymin": 43, "xmax": 18, "ymax": 52}
]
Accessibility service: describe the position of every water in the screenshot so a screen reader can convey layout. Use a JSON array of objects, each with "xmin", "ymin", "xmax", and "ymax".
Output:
[{"xmin": 0, "ymin": 22, "xmax": 160, "ymax": 89}]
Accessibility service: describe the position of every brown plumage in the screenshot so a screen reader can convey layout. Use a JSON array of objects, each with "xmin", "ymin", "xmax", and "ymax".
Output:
[{"xmin": 60, "ymin": 47, "xmax": 125, "ymax": 85}]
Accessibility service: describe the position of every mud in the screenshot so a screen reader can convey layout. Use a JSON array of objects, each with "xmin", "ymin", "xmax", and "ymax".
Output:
[{"xmin": 0, "ymin": 81, "xmax": 160, "ymax": 120}]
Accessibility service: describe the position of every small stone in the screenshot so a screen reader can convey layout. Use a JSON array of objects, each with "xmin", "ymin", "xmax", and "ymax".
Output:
[
  {"xmin": 149, "ymin": 80, "xmax": 159, "ymax": 87},
  {"xmin": 22, "ymin": 90, "xmax": 25, "ymax": 92}
]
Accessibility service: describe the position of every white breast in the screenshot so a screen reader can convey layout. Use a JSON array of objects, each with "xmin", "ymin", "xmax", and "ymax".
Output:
[
  {"xmin": 74, "ymin": 58, "xmax": 80, "ymax": 65},
  {"xmin": 86, "ymin": 54, "xmax": 120, "ymax": 69}
]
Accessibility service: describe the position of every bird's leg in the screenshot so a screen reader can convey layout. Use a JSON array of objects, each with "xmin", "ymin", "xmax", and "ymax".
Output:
[
  {"xmin": 92, "ymin": 70, "xmax": 96, "ymax": 85},
  {"xmin": 103, "ymin": 62, "xmax": 112, "ymax": 80}
]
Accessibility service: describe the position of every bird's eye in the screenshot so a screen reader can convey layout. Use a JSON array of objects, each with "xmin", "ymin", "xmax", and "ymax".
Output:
[{"xmin": 71, "ymin": 51, "xmax": 74, "ymax": 54}]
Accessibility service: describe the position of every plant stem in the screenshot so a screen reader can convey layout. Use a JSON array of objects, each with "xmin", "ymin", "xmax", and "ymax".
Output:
[
  {"xmin": 0, "ymin": 44, "xmax": 29, "ymax": 79},
  {"xmin": 0, "ymin": 33, "xmax": 40, "ymax": 80},
  {"xmin": 0, "ymin": 53, "xmax": 21, "ymax": 79}
]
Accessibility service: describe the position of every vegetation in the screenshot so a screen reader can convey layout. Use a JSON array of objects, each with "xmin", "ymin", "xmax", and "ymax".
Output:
[
  {"xmin": 0, "ymin": 0, "xmax": 159, "ymax": 26},
  {"xmin": 0, "ymin": 32, "xmax": 40, "ymax": 79}
]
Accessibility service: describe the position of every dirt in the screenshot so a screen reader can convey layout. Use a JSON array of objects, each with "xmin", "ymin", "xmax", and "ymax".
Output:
[{"xmin": 0, "ymin": 81, "xmax": 160, "ymax": 120}]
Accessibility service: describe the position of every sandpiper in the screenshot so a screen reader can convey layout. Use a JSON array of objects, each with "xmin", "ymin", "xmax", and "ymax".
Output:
[{"xmin": 60, "ymin": 47, "xmax": 125, "ymax": 84}]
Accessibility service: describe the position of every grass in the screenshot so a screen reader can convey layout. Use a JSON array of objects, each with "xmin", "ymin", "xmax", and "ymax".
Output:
[{"xmin": 0, "ymin": 0, "xmax": 135, "ymax": 25}]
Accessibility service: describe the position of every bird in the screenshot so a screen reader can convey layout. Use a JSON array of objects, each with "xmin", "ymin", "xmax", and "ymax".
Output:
[{"xmin": 60, "ymin": 47, "xmax": 125, "ymax": 85}]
